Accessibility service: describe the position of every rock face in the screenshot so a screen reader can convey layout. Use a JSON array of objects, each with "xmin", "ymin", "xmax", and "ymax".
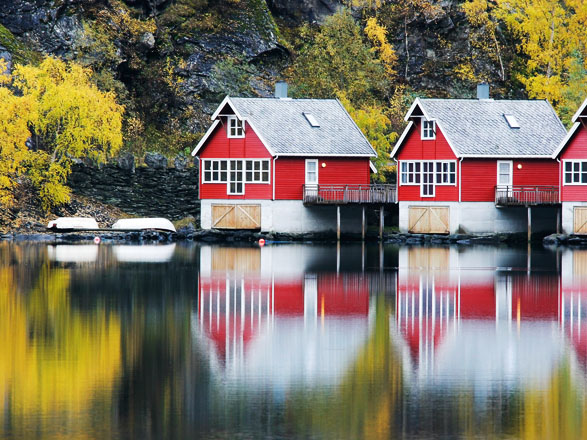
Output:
[
  {"xmin": 68, "ymin": 155, "xmax": 199, "ymax": 221},
  {"xmin": 266, "ymin": 0, "xmax": 344, "ymax": 24}
]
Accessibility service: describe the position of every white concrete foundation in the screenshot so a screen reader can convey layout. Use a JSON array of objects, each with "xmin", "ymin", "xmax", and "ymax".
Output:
[
  {"xmin": 398, "ymin": 201, "xmax": 558, "ymax": 235},
  {"xmin": 201, "ymin": 199, "xmax": 365, "ymax": 233},
  {"xmin": 561, "ymin": 201, "xmax": 587, "ymax": 235}
]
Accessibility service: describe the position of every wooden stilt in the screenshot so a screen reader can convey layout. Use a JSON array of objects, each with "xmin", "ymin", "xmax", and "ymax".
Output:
[
  {"xmin": 362, "ymin": 206, "xmax": 366, "ymax": 241},
  {"xmin": 337, "ymin": 205, "xmax": 341, "ymax": 241},
  {"xmin": 527, "ymin": 207, "xmax": 532, "ymax": 242},
  {"xmin": 379, "ymin": 206, "xmax": 384, "ymax": 240}
]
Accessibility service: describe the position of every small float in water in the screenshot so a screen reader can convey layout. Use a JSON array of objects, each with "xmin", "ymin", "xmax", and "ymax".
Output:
[
  {"xmin": 47, "ymin": 217, "xmax": 100, "ymax": 231},
  {"xmin": 112, "ymin": 217, "xmax": 176, "ymax": 233}
]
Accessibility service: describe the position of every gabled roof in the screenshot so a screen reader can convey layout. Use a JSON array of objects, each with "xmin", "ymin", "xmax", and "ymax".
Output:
[
  {"xmin": 192, "ymin": 96, "xmax": 376, "ymax": 157},
  {"xmin": 392, "ymin": 98, "xmax": 567, "ymax": 158}
]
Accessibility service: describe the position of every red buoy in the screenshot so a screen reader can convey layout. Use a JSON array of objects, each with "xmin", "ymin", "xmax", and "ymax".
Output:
[
  {"xmin": 94, "ymin": 236, "xmax": 101, "ymax": 244},
  {"xmin": 258, "ymin": 238, "xmax": 265, "ymax": 247}
]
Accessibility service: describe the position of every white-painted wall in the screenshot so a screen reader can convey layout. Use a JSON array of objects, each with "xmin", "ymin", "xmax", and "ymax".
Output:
[
  {"xmin": 561, "ymin": 201, "xmax": 587, "ymax": 235},
  {"xmin": 398, "ymin": 201, "xmax": 558, "ymax": 234},
  {"xmin": 201, "ymin": 199, "xmax": 365, "ymax": 233}
]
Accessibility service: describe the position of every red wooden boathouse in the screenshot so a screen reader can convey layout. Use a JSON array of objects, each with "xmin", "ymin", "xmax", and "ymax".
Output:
[
  {"xmin": 390, "ymin": 85, "xmax": 567, "ymax": 235},
  {"xmin": 191, "ymin": 84, "xmax": 395, "ymax": 235},
  {"xmin": 552, "ymin": 97, "xmax": 587, "ymax": 234}
]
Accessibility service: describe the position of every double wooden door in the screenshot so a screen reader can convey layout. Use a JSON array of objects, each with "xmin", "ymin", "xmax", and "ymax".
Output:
[
  {"xmin": 408, "ymin": 206, "xmax": 450, "ymax": 234},
  {"xmin": 212, "ymin": 204, "xmax": 261, "ymax": 229}
]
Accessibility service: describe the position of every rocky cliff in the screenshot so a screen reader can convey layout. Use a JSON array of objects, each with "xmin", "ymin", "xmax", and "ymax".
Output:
[{"xmin": 0, "ymin": 0, "xmax": 515, "ymax": 152}]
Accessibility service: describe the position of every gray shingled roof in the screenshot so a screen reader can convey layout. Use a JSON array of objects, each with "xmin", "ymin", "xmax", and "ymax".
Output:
[
  {"xmin": 230, "ymin": 97, "xmax": 376, "ymax": 156},
  {"xmin": 417, "ymin": 99, "xmax": 567, "ymax": 156}
]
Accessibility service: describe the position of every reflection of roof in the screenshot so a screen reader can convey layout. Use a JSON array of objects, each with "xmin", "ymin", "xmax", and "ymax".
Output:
[{"xmin": 230, "ymin": 97, "xmax": 376, "ymax": 156}]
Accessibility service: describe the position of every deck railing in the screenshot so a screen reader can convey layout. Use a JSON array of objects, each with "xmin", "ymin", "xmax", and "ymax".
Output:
[
  {"xmin": 303, "ymin": 184, "xmax": 396, "ymax": 204},
  {"xmin": 494, "ymin": 185, "xmax": 559, "ymax": 206}
]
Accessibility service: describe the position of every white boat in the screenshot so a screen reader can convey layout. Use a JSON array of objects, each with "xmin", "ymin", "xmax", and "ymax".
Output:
[
  {"xmin": 111, "ymin": 217, "xmax": 176, "ymax": 232},
  {"xmin": 47, "ymin": 217, "xmax": 99, "ymax": 230}
]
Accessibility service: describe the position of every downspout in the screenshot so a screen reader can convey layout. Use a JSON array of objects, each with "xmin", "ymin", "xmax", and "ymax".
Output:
[
  {"xmin": 393, "ymin": 158, "xmax": 398, "ymax": 203},
  {"xmin": 458, "ymin": 158, "xmax": 463, "ymax": 202},
  {"xmin": 556, "ymin": 157, "xmax": 563, "ymax": 203},
  {"xmin": 273, "ymin": 155, "xmax": 278, "ymax": 200}
]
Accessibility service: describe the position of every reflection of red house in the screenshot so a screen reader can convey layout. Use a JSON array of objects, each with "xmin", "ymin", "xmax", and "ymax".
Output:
[
  {"xmin": 396, "ymin": 248, "xmax": 559, "ymax": 366},
  {"xmin": 198, "ymin": 272, "xmax": 370, "ymax": 364}
]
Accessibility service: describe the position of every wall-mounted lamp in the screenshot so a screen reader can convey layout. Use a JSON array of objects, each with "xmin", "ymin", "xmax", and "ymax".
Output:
[
  {"xmin": 517, "ymin": 164, "xmax": 522, "ymax": 169},
  {"xmin": 321, "ymin": 162, "xmax": 326, "ymax": 168}
]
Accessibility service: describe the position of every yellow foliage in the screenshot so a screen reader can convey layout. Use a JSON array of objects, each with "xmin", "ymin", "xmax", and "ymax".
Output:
[
  {"xmin": 0, "ymin": 56, "xmax": 124, "ymax": 211},
  {"xmin": 454, "ymin": 62, "xmax": 478, "ymax": 82},
  {"xmin": 364, "ymin": 17, "xmax": 397, "ymax": 78}
]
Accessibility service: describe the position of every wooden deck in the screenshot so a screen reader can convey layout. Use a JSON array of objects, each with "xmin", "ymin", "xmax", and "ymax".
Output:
[
  {"xmin": 303, "ymin": 184, "xmax": 396, "ymax": 205},
  {"xmin": 495, "ymin": 185, "xmax": 559, "ymax": 206}
]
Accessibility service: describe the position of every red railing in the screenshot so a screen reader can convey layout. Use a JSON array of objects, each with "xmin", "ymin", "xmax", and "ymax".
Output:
[
  {"xmin": 494, "ymin": 185, "xmax": 559, "ymax": 206},
  {"xmin": 303, "ymin": 184, "xmax": 396, "ymax": 204}
]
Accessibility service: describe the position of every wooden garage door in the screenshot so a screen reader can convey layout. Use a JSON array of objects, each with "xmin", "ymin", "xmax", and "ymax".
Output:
[
  {"xmin": 574, "ymin": 207, "xmax": 587, "ymax": 234},
  {"xmin": 408, "ymin": 206, "xmax": 450, "ymax": 234},
  {"xmin": 212, "ymin": 204, "xmax": 261, "ymax": 230}
]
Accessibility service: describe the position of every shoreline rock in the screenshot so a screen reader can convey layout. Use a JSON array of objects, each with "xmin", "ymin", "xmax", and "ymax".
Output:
[{"xmin": 0, "ymin": 229, "xmax": 559, "ymax": 246}]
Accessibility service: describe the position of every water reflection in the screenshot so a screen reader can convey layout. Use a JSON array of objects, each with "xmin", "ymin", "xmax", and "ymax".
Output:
[{"xmin": 0, "ymin": 242, "xmax": 585, "ymax": 439}]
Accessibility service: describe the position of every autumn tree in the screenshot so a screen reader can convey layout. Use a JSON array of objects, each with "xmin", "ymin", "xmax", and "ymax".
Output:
[
  {"xmin": 288, "ymin": 9, "xmax": 403, "ymax": 180},
  {"xmin": 0, "ymin": 56, "xmax": 124, "ymax": 211}
]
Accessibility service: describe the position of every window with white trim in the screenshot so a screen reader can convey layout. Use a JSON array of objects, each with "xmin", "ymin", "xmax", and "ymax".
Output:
[
  {"xmin": 400, "ymin": 162, "xmax": 421, "ymax": 184},
  {"xmin": 245, "ymin": 159, "xmax": 270, "ymax": 183},
  {"xmin": 202, "ymin": 159, "xmax": 228, "ymax": 183},
  {"xmin": 435, "ymin": 161, "xmax": 456, "ymax": 185},
  {"xmin": 306, "ymin": 159, "xmax": 318, "ymax": 185},
  {"xmin": 229, "ymin": 160, "xmax": 244, "ymax": 194},
  {"xmin": 564, "ymin": 160, "xmax": 587, "ymax": 184},
  {"xmin": 421, "ymin": 161, "xmax": 435, "ymax": 196},
  {"xmin": 227, "ymin": 116, "xmax": 245, "ymax": 138},
  {"xmin": 421, "ymin": 120, "xmax": 435, "ymax": 140}
]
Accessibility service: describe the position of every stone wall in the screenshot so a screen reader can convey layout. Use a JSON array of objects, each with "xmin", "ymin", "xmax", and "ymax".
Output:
[{"xmin": 68, "ymin": 153, "xmax": 199, "ymax": 221}]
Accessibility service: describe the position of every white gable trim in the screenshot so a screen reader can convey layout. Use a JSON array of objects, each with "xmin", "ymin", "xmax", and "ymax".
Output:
[
  {"xmin": 572, "ymin": 97, "xmax": 587, "ymax": 122},
  {"xmin": 551, "ymin": 122, "xmax": 580, "ymax": 159},
  {"xmin": 191, "ymin": 119, "xmax": 220, "ymax": 156},
  {"xmin": 370, "ymin": 161, "xmax": 377, "ymax": 173},
  {"xmin": 460, "ymin": 154, "xmax": 553, "ymax": 159},
  {"xmin": 389, "ymin": 121, "xmax": 414, "ymax": 158},
  {"xmin": 404, "ymin": 98, "xmax": 431, "ymax": 121},
  {"xmin": 211, "ymin": 96, "xmax": 244, "ymax": 121}
]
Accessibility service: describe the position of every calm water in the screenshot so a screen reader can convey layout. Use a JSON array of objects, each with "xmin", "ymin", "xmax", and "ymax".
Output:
[{"xmin": 0, "ymin": 242, "xmax": 585, "ymax": 439}]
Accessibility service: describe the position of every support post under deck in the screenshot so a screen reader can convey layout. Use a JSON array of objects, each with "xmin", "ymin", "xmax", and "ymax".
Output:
[
  {"xmin": 337, "ymin": 205, "xmax": 341, "ymax": 241},
  {"xmin": 527, "ymin": 207, "xmax": 532, "ymax": 242},
  {"xmin": 362, "ymin": 206, "xmax": 366, "ymax": 241},
  {"xmin": 379, "ymin": 206, "xmax": 384, "ymax": 240}
]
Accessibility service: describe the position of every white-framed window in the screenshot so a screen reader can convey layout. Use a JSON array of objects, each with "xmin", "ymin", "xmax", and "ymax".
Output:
[
  {"xmin": 435, "ymin": 161, "xmax": 456, "ymax": 185},
  {"xmin": 245, "ymin": 159, "xmax": 270, "ymax": 183},
  {"xmin": 202, "ymin": 159, "xmax": 270, "ymax": 192},
  {"xmin": 305, "ymin": 159, "xmax": 318, "ymax": 185},
  {"xmin": 564, "ymin": 160, "xmax": 587, "ymax": 184},
  {"xmin": 421, "ymin": 120, "xmax": 436, "ymax": 140},
  {"xmin": 227, "ymin": 116, "xmax": 245, "ymax": 138},
  {"xmin": 421, "ymin": 161, "xmax": 435, "ymax": 197},
  {"xmin": 497, "ymin": 160, "xmax": 513, "ymax": 186},
  {"xmin": 202, "ymin": 159, "xmax": 228, "ymax": 183},
  {"xmin": 228, "ymin": 160, "xmax": 244, "ymax": 194},
  {"xmin": 400, "ymin": 161, "xmax": 421, "ymax": 184}
]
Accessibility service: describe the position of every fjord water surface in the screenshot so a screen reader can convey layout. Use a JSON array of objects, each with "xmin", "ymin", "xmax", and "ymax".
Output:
[{"xmin": 0, "ymin": 242, "xmax": 584, "ymax": 439}]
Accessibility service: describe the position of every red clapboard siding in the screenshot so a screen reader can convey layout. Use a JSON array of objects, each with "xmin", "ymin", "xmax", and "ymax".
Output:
[
  {"xmin": 512, "ymin": 160, "xmax": 558, "ymax": 186},
  {"xmin": 461, "ymin": 159, "xmax": 497, "ymax": 202},
  {"xmin": 462, "ymin": 159, "xmax": 558, "ymax": 202},
  {"xmin": 199, "ymin": 120, "xmax": 273, "ymax": 200},
  {"xmin": 560, "ymin": 127, "xmax": 587, "ymax": 202},
  {"xmin": 396, "ymin": 121, "xmax": 457, "ymax": 161},
  {"xmin": 275, "ymin": 158, "xmax": 371, "ymax": 200},
  {"xmin": 397, "ymin": 122, "xmax": 459, "ymax": 202}
]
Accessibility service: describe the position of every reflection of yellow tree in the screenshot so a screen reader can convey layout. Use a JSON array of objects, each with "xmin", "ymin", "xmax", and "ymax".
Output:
[
  {"xmin": 288, "ymin": 295, "xmax": 403, "ymax": 439},
  {"xmin": 518, "ymin": 361, "xmax": 586, "ymax": 440},
  {"xmin": 0, "ymin": 264, "xmax": 122, "ymax": 437}
]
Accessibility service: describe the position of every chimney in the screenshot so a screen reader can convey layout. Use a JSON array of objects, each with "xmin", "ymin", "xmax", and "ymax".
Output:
[
  {"xmin": 477, "ymin": 83, "xmax": 490, "ymax": 100},
  {"xmin": 275, "ymin": 81, "xmax": 288, "ymax": 99}
]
